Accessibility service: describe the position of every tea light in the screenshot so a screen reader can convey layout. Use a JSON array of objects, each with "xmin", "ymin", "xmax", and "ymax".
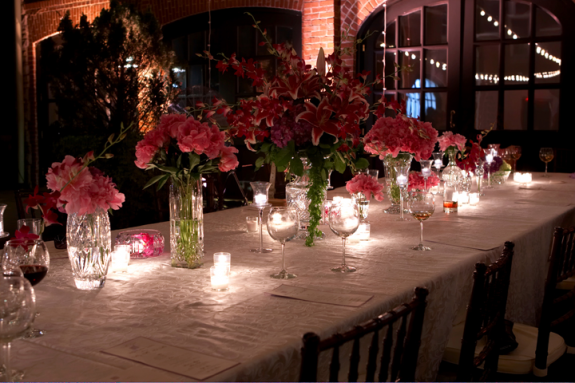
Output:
[
  {"xmin": 469, "ymin": 193, "xmax": 479, "ymax": 206},
  {"xmin": 210, "ymin": 265, "xmax": 230, "ymax": 291},
  {"xmin": 110, "ymin": 245, "xmax": 130, "ymax": 273},
  {"xmin": 358, "ymin": 222, "xmax": 370, "ymax": 240},
  {"xmin": 513, "ymin": 172, "xmax": 523, "ymax": 182},
  {"xmin": 514, "ymin": 172, "xmax": 532, "ymax": 185},
  {"xmin": 396, "ymin": 174, "xmax": 408, "ymax": 186},
  {"xmin": 485, "ymin": 152, "xmax": 494, "ymax": 164},
  {"xmin": 459, "ymin": 191, "xmax": 469, "ymax": 205},
  {"xmin": 254, "ymin": 193, "xmax": 267, "ymax": 206},
  {"xmin": 452, "ymin": 191, "xmax": 460, "ymax": 202},
  {"xmin": 434, "ymin": 159, "xmax": 442, "ymax": 169},
  {"xmin": 422, "ymin": 168, "xmax": 431, "ymax": 178},
  {"xmin": 246, "ymin": 217, "xmax": 259, "ymax": 232},
  {"xmin": 213, "ymin": 252, "xmax": 231, "ymax": 265}
]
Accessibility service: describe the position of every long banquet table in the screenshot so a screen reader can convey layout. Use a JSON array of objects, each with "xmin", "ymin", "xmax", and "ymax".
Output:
[{"xmin": 10, "ymin": 172, "xmax": 575, "ymax": 381}]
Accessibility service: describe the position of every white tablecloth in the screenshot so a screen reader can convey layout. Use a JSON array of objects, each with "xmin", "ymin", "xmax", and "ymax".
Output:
[{"xmin": 10, "ymin": 173, "xmax": 575, "ymax": 381}]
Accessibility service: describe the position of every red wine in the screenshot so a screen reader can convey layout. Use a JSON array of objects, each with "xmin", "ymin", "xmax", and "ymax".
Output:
[{"xmin": 20, "ymin": 265, "xmax": 48, "ymax": 286}]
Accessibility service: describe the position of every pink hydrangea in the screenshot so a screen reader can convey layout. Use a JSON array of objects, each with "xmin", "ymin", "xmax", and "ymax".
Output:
[
  {"xmin": 363, "ymin": 115, "xmax": 438, "ymax": 162},
  {"xmin": 438, "ymin": 131, "xmax": 467, "ymax": 152},
  {"xmin": 346, "ymin": 174, "xmax": 385, "ymax": 201},
  {"xmin": 408, "ymin": 171, "xmax": 440, "ymax": 192},
  {"xmin": 177, "ymin": 117, "xmax": 226, "ymax": 159}
]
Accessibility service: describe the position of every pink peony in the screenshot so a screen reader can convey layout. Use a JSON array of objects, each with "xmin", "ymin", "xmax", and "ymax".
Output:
[
  {"xmin": 156, "ymin": 113, "xmax": 187, "ymax": 139},
  {"xmin": 177, "ymin": 117, "xmax": 216, "ymax": 155},
  {"xmin": 408, "ymin": 171, "xmax": 440, "ymax": 191},
  {"xmin": 46, "ymin": 155, "xmax": 92, "ymax": 193},
  {"xmin": 346, "ymin": 174, "xmax": 385, "ymax": 201},
  {"xmin": 218, "ymin": 146, "xmax": 240, "ymax": 172},
  {"xmin": 438, "ymin": 131, "xmax": 467, "ymax": 152},
  {"xmin": 135, "ymin": 141, "xmax": 159, "ymax": 169},
  {"xmin": 364, "ymin": 115, "xmax": 438, "ymax": 162}
]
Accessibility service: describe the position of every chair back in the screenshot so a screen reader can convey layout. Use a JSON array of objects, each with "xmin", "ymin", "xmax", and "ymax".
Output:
[
  {"xmin": 535, "ymin": 227, "xmax": 575, "ymax": 372},
  {"xmin": 300, "ymin": 287, "xmax": 428, "ymax": 382},
  {"xmin": 457, "ymin": 241, "xmax": 515, "ymax": 381}
]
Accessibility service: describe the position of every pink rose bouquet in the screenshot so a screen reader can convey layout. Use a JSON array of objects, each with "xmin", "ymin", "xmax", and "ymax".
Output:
[
  {"xmin": 346, "ymin": 174, "xmax": 385, "ymax": 201},
  {"xmin": 408, "ymin": 171, "xmax": 440, "ymax": 192},
  {"xmin": 438, "ymin": 131, "xmax": 467, "ymax": 152},
  {"xmin": 363, "ymin": 114, "xmax": 438, "ymax": 162},
  {"xmin": 135, "ymin": 114, "xmax": 239, "ymax": 190}
]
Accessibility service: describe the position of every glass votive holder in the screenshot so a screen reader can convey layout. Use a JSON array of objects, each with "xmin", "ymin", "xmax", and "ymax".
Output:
[
  {"xmin": 16, "ymin": 218, "xmax": 43, "ymax": 235},
  {"xmin": 368, "ymin": 169, "xmax": 379, "ymax": 179},
  {"xmin": 250, "ymin": 181, "xmax": 271, "ymax": 207},
  {"xmin": 469, "ymin": 193, "xmax": 479, "ymax": 206},
  {"xmin": 459, "ymin": 191, "xmax": 470, "ymax": 205},
  {"xmin": 110, "ymin": 245, "xmax": 130, "ymax": 273},
  {"xmin": 213, "ymin": 252, "xmax": 231, "ymax": 272},
  {"xmin": 115, "ymin": 229, "xmax": 164, "ymax": 258},
  {"xmin": 246, "ymin": 217, "xmax": 259, "ymax": 233},
  {"xmin": 358, "ymin": 222, "xmax": 371, "ymax": 241},
  {"xmin": 210, "ymin": 265, "xmax": 230, "ymax": 291}
]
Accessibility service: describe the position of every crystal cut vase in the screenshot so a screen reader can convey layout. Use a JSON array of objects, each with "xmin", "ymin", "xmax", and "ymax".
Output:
[
  {"xmin": 66, "ymin": 208, "xmax": 112, "ymax": 290},
  {"xmin": 169, "ymin": 179, "xmax": 204, "ymax": 268}
]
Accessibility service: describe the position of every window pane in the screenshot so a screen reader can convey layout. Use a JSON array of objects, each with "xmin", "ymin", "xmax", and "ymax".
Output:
[
  {"xmin": 375, "ymin": 52, "xmax": 383, "ymax": 91},
  {"xmin": 425, "ymin": 49, "xmax": 447, "ymax": 88},
  {"xmin": 399, "ymin": 50, "xmax": 421, "ymax": 89},
  {"xmin": 188, "ymin": 32, "xmax": 204, "ymax": 61},
  {"xmin": 399, "ymin": 92, "xmax": 421, "ymax": 118},
  {"xmin": 425, "ymin": 4, "xmax": 448, "ymax": 45},
  {"xmin": 238, "ymin": 26, "xmax": 254, "ymax": 57},
  {"xmin": 277, "ymin": 26, "xmax": 294, "ymax": 46},
  {"xmin": 534, "ymin": 89, "xmax": 559, "ymax": 130},
  {"xmin": 504, "ymin": 1, "xmax": 530, "ymax": 40},
  {"xmin": 535, "ymin": 42, "xmax": 561, "ymax": 84},
  {"xmin": 173, "ymin": 36, "xmax": 187, "ymax": 61},
  {"xmin": 399, "ymin": 11, "xmax": 421, "ymax": 47},
  {"xmin": 536, "ymin": 7, "xmax": 561, "ymax": 37},
  {"xmin": 504, "ymin": 90, "xmax": 528, "ymax": 130},
  {"xmin": 475, "ymin": 45, "xmax": 500, "ymax": 85},
  {"xmin": 476, "ymin": 0, "xmax": 500, "ymax": 41},
  {"xmin": 387, "ymin": 22, "xmax": 397, "ymax": 49},
  {"xmin": 424, "ymin": 92, "xmax": 447, "ymax": 130},
  {"xmin": 504, "ymin": 43, "xmax": 529, "ymax": 84},
  {"xmin": 385, "ymin": 52, "xmax": 396, "ymax": 90},
  {"xmin": 475, "ymin": 91, "xmax": 498, "ymax": 130}
]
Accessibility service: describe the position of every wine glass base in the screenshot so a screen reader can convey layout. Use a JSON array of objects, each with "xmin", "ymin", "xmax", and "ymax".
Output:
[
  {"xmin": 412, "ymin": 244, "xmax": 432, "ymax": 251},
  {"xmin": 271, "ymin": 270, "xmax": 296, "ymax": 279},
  {"xmin": 331, "ymin": 265, "xmax": 356, "ymax": 273},
  {"xmin": 251, "ymin": 248, "xmax": 273, "ymax": 253},
  {"xmin": 23, "ymin": 328, "xmax": 45, "ymax": 338},
  {"xmin": 0, "ymin": 369, "xmax": 24, "ymax": 381}
]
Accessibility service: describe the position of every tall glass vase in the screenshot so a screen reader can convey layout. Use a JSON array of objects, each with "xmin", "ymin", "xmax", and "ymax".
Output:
[
  {"xmin": 66, "ymin": 208, "xmax": 112, "ymax": 290},
  {"xmin": 170, "ymin": 179, "xmax": 204, "ymax": 269},
  {"xmin": 383, "ymin": 153, "xmax": 413, "ymax": 214}
]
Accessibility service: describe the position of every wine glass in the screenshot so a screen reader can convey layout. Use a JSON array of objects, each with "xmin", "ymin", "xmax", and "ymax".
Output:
[
  {"xmin": 3, "ymin": 239, "xmax": 49, "ymax": 338},
  {"xmin": 408, "ymin": 192, "xmax": 435, "ymax": 251},
  {"xmin": 508, "ymin": 146, "xmax": 522, "ymax": 172},
  {"xmin": 0, "ymin": 269, "xmax": 36, "ymax": 382},
  {"xmin": 266, "ymin": 207, "xmax": 299, "ymax": 279},
  {"xmin": 539, "ymin": 147, "xmax": 554, "ymax": 177},
  {"xmin": 329, "ymin": 199, "xmax": 360, "ymax": 273}
]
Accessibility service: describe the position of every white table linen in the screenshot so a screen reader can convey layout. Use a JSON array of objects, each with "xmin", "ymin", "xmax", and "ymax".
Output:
[{"xmin": 10, "ymin": 173, "xmax": 575, "ymax": 381}]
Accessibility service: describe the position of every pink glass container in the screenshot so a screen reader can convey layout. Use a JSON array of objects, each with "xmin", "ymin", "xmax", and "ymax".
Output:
[{"xmin": 114, "ymin": 229, "xmax": 165, "ymax": 258}]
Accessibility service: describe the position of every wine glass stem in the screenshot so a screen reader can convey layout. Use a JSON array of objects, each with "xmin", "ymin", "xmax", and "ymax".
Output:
[
  {"xmin": 281, "ymin": 242, "xmax": 286, "ymax": 272},
  {"xmin": 545, "ymin": 162, "xmax": 548, "ymax": 175},
  {"xmin": 420, "ymin": 221, "xmax": 424, "ymax": 247},
  {"xmin": 258, "ymin": 208, "xmax": 263, "ymax": 252},
  {"xmin": 400, "ymin": 190, "xmax": 404, "ymax": 219},
  {"xmin": 1, "ymin": 342, "xmax": 12, "ymax": 382},
  {"xmin": 487, "ymin": 169, "xmax": 491, "ymax": 187},
  {"xmin": 342, "ymin": 237, "xmax": 347, "ymax": 266},
  {"xmin": 424, "ymin": 178, "xmax": 427, "ymax": 192}
]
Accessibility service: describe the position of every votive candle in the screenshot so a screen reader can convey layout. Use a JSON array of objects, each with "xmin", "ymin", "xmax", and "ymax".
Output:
[
  {"xmin": 396, "ymin": 174, "xmax": 408, "ymax": 186},
  {"xmin": 111, "ymin": 244, "xmax": 130, "ymax": 273},
  {"xmin": 210, "ymin": 265, "xmax": 230, "ymax": 291},
  {"xmin": 246, "ymin": 217, "xmax": 258, "ymax": 232},
  {"xmin": 459, "ymin": 191, "xmax": 469, "ymax": 205},
  {"xmin": 254, "ymin": 193, "xmax": 267, "ymax": 206},
  {"xmin": 469, "ymin": 193, "xmax": 479, "ymax": 206}
]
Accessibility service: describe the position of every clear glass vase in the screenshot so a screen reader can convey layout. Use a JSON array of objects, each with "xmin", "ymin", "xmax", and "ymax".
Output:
[
  {"xmin": 383, "ymin": 153, "xmax": 413, "ymax": 214},
  {"xmin": 66, "ymin": 208, "xmax": 112, "ymax": 290},
  {"xmin": 352, "ymin": 192, "xmax": 370, "ymax": 222},
  {"xmin": 169, "ymin": 179, "xmax": 204, "ymax": 268},
  {"xmin": 441, "ymin": 149, "xmax": 463, "ymax": 184}
]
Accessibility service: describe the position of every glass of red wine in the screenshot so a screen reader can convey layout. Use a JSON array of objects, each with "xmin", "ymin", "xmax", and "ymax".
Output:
[{"xmin": 3, "ymin": 239, "xmax": 49, "ymax": 338}]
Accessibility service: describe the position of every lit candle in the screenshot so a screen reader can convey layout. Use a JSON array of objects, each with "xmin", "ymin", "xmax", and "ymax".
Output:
[
  {"xmin": 469, "ymin": 193, "xmax": 479, "ymax": 206},
  {"xmin": 523, "ymin": 173, "xmax": 532, "ymax": 183},
  {"xmin": 254, "ymin": 193, "xmax": 267, "ymax": 206},
  {"xmin": 110, "ymin": 245, "xmax": 130, "ymax": 273},
  {"xmin": 246, "ymin": 217, "xmax": 258, "ymax": 232},
  {"xmin": 210, "ymin": 265, "xmax": 230, "ymax": 291},
  {"xmin": 434, "ymin": 159, "xmax": 442, "ymax": 169},
  {"xmin": 358, "ymin": 222, "xmax": 370, "ymax": 240},
  {"xmin": 485, "ymin": 153, "xmax": 494, "ymax": 163},
  {"xmin": 396, "ymin": 174, "xmax": 408, "ymax": 186},
  {"xmin": 452, "ymin": 191, "xmax": 460, "ymax": 202},
  {"xmin": 513, "ymin": 172, "xmax": 523, "ymax": 182},
  {"xmin": 422, "ymin": 168, "xmax": 431, "ymax": 178},
  {"xmin": 459, "ymin": 191, "xmax": 469, "ymax": 205}
]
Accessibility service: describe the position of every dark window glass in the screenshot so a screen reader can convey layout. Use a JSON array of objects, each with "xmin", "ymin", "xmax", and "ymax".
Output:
[
  {"xmin": 504, "ymin": 90, "xmax": 528, "ymax": 130},
  {"xmin": 400, "ymin": 92, "xmax": 422, "ymax": 118},
  {"xmin": 188, "ymin": 32, "xmax": 204, "ymax": 60},
  {"xmin": 475, "ymin": 45, "xmax": 500, "ymax": 85},
  {"xmin": 476, "ymin": 0, "xmax": 500, "ymax": 41},
  {"xmin": 536, "ymin": 7, "xmax": 561, "ymax": 37},
  {"xmin": 475, "ymin": 91, "xmax": 498, "ymax": 130},
  {"xmin": 385, "ymin": 52, "xmax": 397, "ymax": 90},
  {"xmin": 424, "ymin": 4, "xmax": 448, "ymax": 45},
  {"xmin": 424, "ymin": 92, "xmax": 447, "ymax": 130},
  {"xmin": 425, "ymin": 49, "xmax": 447, "ymax": 87},
  {"xmin": 277, "ymin": 27, "xmax": 294, "ymax": 47},
  {"xmin": 238, "ymin": 26, "xmax": 254, "ymax": 57},
  {"xmin": 376, "ymin": 31, "xmax": 385, "ymax": 49},
  {"xmin": 504, "ymin": 1, "xmax": 530, "ymax": 40},
  {"xmin": 534, "ymin": 89, "xmax": 560, "ymax": 130},
  {"xmin": 375, "ymin": 52, "xmax": 383, "ymax": 91},
  {"xmin": 504, "ymin": 43, "xmax": 529, "ymax": 84},
  {"xmin": 535, "ymin": 41, "xmax": 561, "ymax": 84},
  {"xmin": 387, "ymin": 22, "xmax": 397, "ymax": 48},
  {"xmin": 399, "ymin": 11, "xmax": 421, "ymax": 47},
  {"xmin": 399, "ymin": 50, "xmax": 421, "ymax": 88}
]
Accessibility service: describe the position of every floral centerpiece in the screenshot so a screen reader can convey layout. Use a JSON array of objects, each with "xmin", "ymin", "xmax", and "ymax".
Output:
[
  {"xmin": 134, "ymin": 114, "xmax": 239, "ymax": 268},
  {"xmin": 438, "ymin": 131, "xmax": 467, "ymax": 183},
  {"xmin": 194, "ymin": 19, "xmax": 386, "ymax": 246}
]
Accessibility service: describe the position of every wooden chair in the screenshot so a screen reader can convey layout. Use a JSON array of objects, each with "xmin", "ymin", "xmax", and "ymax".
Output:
[
  {"xmin": 443, "ymin": 241, "xmax": 515, "ymax": 381},
  {"xmin": 299, "ymin": 287, "xmax": 428, "ymax": 382}
]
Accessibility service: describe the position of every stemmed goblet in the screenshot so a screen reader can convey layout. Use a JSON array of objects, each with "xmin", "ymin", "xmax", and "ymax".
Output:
[
  {"xmin": 394, "ymin": 163, "xmax": 410, "ymax": 221},
  {"xmin": 508, "ymin": 146, "xmax": 522, "ymax": 172},
  {"xmin": 267, "ymin": 207, "xmax": 299, "ymax": 279},
  {"xmin": 408, "ymin": 192, "xmax": 435, "ymax": 251},
  {"xmin": 0, "ymin": 269, "xmax": 36, "ymax": 382},
  {"xmin": 250, "ymin": 182, "xmax": 273, "ymax": 254},
  {"xmin": 539, "ymin": 147, "xmax": 554, "ymax": 177},
  {"xmin": 419, "ymin": 160, "xmax": 433, "ymax": 191},
  {"xmin": 329, "ymin": 198, "xmax": 360, "ymax": 273}
]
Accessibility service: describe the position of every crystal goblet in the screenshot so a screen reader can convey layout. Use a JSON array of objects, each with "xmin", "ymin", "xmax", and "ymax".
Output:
[
  {"xmin": 408, "ymin": 192, "xmax": 435, "ymax": 251},
  {"xmin": 267, "ymin": 207, "xmax": 299, "ymax": 279},
  {"xmin": 329, "ymin": 199, "xmax": 360, "ymax": 273},
  {"xmin": 539, "ymin": 147, "xmax": 554, "ymax": 177}
]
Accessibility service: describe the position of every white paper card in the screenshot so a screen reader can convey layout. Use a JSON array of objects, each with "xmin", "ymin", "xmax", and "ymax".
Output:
[
  {"xmin": 102, "ymin": 337, "xmax": 238, "ymax": 380},
  {"xmin": 266, "ymin": 284, "xmax": 373, "ymax": 307}
]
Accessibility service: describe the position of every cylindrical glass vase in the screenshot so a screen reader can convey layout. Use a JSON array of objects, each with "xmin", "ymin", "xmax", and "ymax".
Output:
[
  {"xmin": 169, "ymin": 179, "xmax": 204, "ymax": 269},
  {"xmin": 66, "ymin": 208, "xmax": 112, "ymax": 290}
]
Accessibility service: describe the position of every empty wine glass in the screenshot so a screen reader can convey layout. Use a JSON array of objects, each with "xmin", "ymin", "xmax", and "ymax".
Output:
[
  {"xmin": 508, "ymin": 146, "xmax": 522, "ymax": 172},
  {"xmin": 3, "ymin": 239, "xmax": 49, "ymax": 338},
  {"xmin": 0, "ymin": 270, "xmax": 36, "ymax": 382},
  {"xmin": 329, "ymin": 199, "xmax": 360, "ymax": 273},
  {"xmin": 408, "ymin": 192, "xmax": 435, "ymax": 251},
  {"xmin": 266, "ymin": 207, "xmax": 299, "ymax": 279},
  {"xmin": 539, "ymin": 147, "xmax": 554, "ymax": 177},
  {"xmin": 419, "ymin": 160, "xmax": 433, "ymax": 191}
]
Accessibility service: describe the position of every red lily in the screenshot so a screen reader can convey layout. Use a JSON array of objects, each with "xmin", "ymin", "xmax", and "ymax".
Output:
[{"xmin": 296, "ymin": 98, "xmax": 339, "ymax": 145}]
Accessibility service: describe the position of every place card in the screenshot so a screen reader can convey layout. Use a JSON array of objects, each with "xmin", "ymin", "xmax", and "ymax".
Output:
[
  {"xmin": 265, "ymin": 284, "xmax": 373, "ymax": 307},
  {"xmin": 102, "ymin": 337, "xmax": 238, "ymax": 380}
]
